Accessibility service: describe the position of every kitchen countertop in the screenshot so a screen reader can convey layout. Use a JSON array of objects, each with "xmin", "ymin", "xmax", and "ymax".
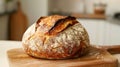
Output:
[
  {"xmin": 0, "ymin": 40, "xmax": 22, "ymax": 67},
  {"xmin": 71, "ymin": 13, "xmax": 106, "ymax": 19},
  {"xmin": 72, "ymin": 13, "xmax": 120, "ymax": 23},
  {"xmin": 0, "ymin": 40, "xmax": 120, "ymax": 67}
]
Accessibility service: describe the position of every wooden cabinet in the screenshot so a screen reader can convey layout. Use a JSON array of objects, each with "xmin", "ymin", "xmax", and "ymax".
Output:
[{"xmin": 78, "ymin": 19, "xmax": 120, "ymax": 45}]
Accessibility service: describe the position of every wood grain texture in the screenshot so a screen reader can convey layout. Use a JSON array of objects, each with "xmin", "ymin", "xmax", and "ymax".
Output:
[{"xmin": 7, "ymin": 46, "xmax": 118, "ymax": 67}]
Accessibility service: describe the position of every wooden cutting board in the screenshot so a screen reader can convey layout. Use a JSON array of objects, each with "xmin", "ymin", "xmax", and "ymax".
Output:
[
  {"xmin": 9, "ymin": 1, "xmax": 28, "ymax": 41},
  {"xmin": 7, "ymin": 46, "xmax": 118, "ymax": 67}
]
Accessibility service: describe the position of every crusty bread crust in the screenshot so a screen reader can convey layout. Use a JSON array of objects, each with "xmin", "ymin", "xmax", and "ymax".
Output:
[{"xmin": 22, "ymin": 15, "xmax": 90, "ymax": 59}]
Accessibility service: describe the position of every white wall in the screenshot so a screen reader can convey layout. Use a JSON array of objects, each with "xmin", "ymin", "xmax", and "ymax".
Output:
[
  {"xmin": 20, "ymin": 0, "xmax": 48, "ymax": 25},
  {"xmin": 20, "ymin": 0, "xmax": 120, "ymax": 25},
  {"xmin": 19, "ymin": 0, "xmax": 120, "ymax": 25},
  {"xmin": 49, "ymin": 0, "xmax": 120, "ymax": 16}
]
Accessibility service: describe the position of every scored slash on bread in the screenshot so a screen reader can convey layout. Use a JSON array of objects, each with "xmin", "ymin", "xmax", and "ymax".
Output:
[
  {"xmin": 35, "ymin": 15, "xmax": 78, "ymax": 36},
  {"xmin": 46, "ymin": 16, "xmax": 78, "ymax": 35}
]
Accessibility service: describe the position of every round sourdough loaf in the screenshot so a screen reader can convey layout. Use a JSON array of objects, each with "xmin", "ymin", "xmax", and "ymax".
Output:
[{"xmin": 22, "ymin": 15, "xmax": 90, "ymax": 59}]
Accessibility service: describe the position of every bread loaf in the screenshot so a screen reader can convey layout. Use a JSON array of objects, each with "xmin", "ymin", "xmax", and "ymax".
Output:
[{"xmin": 22, "ymin": 15, "xmax": 90, "ymax": 59}]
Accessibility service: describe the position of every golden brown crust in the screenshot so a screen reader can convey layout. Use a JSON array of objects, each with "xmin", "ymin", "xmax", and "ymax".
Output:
[
  {"xmin": 46, "ymin": 16, "xmax": 78, "ymax": 35},
  {"xmin": 22, "ymin": 15, "xmax": 90, "ymax": 59}
]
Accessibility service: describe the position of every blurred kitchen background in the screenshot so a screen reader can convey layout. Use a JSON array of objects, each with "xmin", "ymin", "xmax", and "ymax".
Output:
[{"xmin": 0, "ymin": 0, "xmax": 120, "ymax": 45}]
